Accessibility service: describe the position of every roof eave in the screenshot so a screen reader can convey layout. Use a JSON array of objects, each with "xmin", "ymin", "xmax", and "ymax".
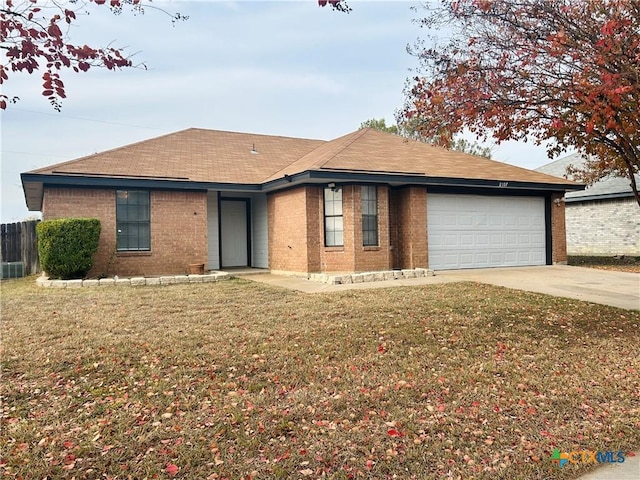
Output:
[
  {"xmin": 21, "ymin": 169, "xmax": 584, "ymax": 213},
  {"xmin": 20, "ymin": 173, "xmax": 263, "ymax": 211},
  {"xmin": 262, "ymin": 170, "xmax": 583, "ymax": 192},
  {"xmin": 565, "ymin": 191, "xmax": 635, "ymax": 203}
]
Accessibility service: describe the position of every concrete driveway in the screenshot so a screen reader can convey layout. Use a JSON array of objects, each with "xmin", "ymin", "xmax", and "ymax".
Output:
[
  {"xmin": 243, "ymin": 265, "xmax": 639, "ymax": 310},
  {"xmin": 435, "ymin": 265, "xmax": 640, "ymax": 311}
]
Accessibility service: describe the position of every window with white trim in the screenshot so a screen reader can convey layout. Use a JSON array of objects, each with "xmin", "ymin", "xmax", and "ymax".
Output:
[{"xmin": 324, "ymin": 187, "xmax": 343, "ymax": 247}]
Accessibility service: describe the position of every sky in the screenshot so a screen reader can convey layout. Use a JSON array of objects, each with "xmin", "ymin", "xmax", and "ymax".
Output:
[{"xmin": 1, "ymin": 0, "xmax": 561, "ymax": 223}]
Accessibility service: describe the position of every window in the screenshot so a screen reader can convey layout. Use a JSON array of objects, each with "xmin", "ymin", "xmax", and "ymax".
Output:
[
  {"xmin": 116, "ymin": 190, "xmax": 150, "ymax": 251},
  {"xmin": 324, "ymin": 187, "xmax": 343, "ymax": 247},
  {"xmin": 361, "ymin": 185, "xmax": 378, "ymax": 246}
]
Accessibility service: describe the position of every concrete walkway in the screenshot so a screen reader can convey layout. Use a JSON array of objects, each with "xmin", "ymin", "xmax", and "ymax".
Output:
[
  {"xmin": 242, "ymin": 265, "xmax": 639, "ymax": 310},
  {"xmin": 577, "ymin": 453, "xmax": 639, "ymax": 480}
]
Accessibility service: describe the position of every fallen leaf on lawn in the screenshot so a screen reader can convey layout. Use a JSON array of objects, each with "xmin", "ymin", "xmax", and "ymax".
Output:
[{"xmin": 166, "ymin": 463, "xmax": 179, "ymax": 476}]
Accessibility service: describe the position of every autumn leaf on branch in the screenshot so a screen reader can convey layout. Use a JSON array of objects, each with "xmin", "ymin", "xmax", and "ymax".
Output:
[
  {"xmin": 0, "ymin": 0, "xmax": 187, "ymax": 111},
  {"xmin": 318, "ymin": 0, "xmax": 351, "ymax": 14},
  {"xmin": 402, "ymin": 0, "xmax": 640, "ymax": 205}
]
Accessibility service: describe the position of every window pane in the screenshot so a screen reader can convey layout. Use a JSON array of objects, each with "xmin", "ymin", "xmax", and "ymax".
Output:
[
  {"xmin": 138, "ymin": 224, "xmax": 151, "ymax": 249},
  {"xmin": 334, "ymin": 199, "xmax": 342, "ymax": 216},
  {"xmin": 325, "ymin": 199, "xmax": 334, "ymax": 216},
  {"xmin": 333, "ymin": 216, "xmax": 343, "ymax": 233},
  {"xmin": 325, "ymin": 217, "xmax": 334, "ymax": 233},
  {"xmin": 334, "ymin": 231, "xmax": 343, "ymax": 246},
  {"xmin": 326, "ymin": 231, "xmax": 335, "ymax": 247},
  {"xmin": 363, "ymin": 231, "xmax": 371, "ymax": 246},
  {"xmin": 136, "ymin": 204, "xmax": 149, "ymax": 221},
  {"xmin": 116, "ymin": 190, "xmax": 150, "ymax": 251}
]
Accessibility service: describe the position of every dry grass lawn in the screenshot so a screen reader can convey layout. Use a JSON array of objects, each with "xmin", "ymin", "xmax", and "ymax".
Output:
[{"xmin": 1, "ymin": 277, "xmax": 639, "ymax": 479}]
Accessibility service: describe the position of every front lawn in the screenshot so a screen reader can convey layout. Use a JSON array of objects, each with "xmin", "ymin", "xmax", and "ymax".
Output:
[{"xmin": 1, "ymin": 278, "xmax": 638, "ymax": 479}]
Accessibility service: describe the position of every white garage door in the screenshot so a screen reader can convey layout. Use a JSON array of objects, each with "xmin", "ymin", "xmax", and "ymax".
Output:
[{"xmin": 427, "ymin": 194, "xmax": 546, "ymax": 270}]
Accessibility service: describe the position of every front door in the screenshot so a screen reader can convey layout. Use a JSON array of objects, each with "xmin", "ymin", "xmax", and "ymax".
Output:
[{"xmin": 220, "ymin": 199, "xmax": 249, "ymax": 267}]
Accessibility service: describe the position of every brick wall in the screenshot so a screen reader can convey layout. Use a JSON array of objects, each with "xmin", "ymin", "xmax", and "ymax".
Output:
[
  {"xmin": 269, "ymin": 185, "xmax": 573, "ymax": 274},
  {"xmin": 306, "ymin": 188, "xmax": 322, "ymax": 272},
  {"xmin": 550, "ymin": 192, "xmax": 567, "ymax": 264},
  {"xmin": 389, "ymin": 189, "xmax": 401, "ymax": 269},
  {"xmin": 270, "ymin": 185, "xmax": 395, "ymax": 274},
  {"xmin": 396, "ymin": 187, "xmax": 428, "ymax": 269},
  {"xmin": 352, "ymin": 186, "xmax": 391, "ymax": 272},
  {"xmin": 565, "ymin": 197, "xmax": 640, "ymax": 256},
  {"xmin": 319, "ymin": 185, "xmax": 356, "ymax": 273},
  {"xmin": 268, "ymin": 187, "xmax": 313, "ymax": 272},
  {"xmin": 42, "ymin": 187, "xmax": 207, "ymax": 277}
]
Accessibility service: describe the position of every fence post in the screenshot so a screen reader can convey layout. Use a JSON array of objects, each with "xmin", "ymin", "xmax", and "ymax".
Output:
[{"xmin": 22, "ymin": 220, "xmax": 40, "ymax": 275}]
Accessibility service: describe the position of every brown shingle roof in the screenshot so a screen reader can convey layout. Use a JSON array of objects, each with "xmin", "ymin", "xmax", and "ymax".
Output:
[
  {"xmin": 266, "ymin": 128, "xmax": 574, "ymax": 185},
  {"xmin": 29, "ymin": 127, "xmax": 577, "ymax": 187},
  {"xmin": 32, "ymin": 128, "xmax": 325, "ymax": 184}
]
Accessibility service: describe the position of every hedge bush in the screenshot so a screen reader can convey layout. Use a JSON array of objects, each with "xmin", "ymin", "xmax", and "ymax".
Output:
[{"xmin": 37, "ymin": 218, "xmax": 101, "ymax": 279}]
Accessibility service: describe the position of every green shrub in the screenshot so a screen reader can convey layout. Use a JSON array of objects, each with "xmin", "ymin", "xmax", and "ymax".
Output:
[{"xmin": 37, "ymin": 218, "xmax": 101, "ymax": 279}]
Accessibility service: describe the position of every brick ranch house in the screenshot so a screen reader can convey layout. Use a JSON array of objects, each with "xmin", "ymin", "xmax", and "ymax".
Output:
[{"xmin": 21, "ymin": 128, "xmax": 582, "ymax": 277}]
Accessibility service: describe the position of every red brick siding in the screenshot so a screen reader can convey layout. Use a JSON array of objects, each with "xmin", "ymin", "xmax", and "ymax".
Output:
[
  {"xmin": 268, "ymin": 187, "xmax": 312, "ymax": 272},
  {"xmin": 551, "ymin": 192, "xmax": 568, "ymax": 264},
  {"xmin": 388, "ymin": 189, "xmax": 401, "ymax": 269},
  {"xmin": 352, "ymin": 186, "xmax": 391, "ymax": 272},
  {"xmin": 319, "ymin": 185, "xmax": 356, "ymax": 273},
  {"xmin": 269, "ymin": 185, "xmax": 430, "ymax": 274},
  {"xmin": 305, "ymin": 188, "xmax": 322, "ymax": 272},
  {"xmin": 42, "ymin": 187, "xmax": 207, "ymax": 277},
  {"xmin": 395, "ymin": 187, "xmax": 428, "ymax": 269}
]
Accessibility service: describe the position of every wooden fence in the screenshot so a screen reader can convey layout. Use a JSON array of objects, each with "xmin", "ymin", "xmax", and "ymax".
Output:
[{"xmin": 1, "ymin": 220, "xmax": 40, "ymax": 275}]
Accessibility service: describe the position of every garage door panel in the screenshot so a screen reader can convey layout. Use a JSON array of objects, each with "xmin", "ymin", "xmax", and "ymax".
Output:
[
  {"xmin": 532, "ymin": 233, "xmax": 545, "ymax": 245},
  {"xmin": 427, "ymin": 194, "xmax": 546, "ymax": 270},
  {"xmin": 518, "ymin": 234, "xmax": 531, "ymax": 244},
  {"xmin": 460, "ymin": 234, "xmax": 474, "ymax": 246},
  {"xmin": 476, "ymin": 234, "xmax": 490, "ymax": 245},
  {"xmin": 459, "ymin": 215, "xmax": 473, "ymax": 226},
  {"xmin": 503, "ymin": 252, "xmax": 517, "ymax": 263},
  {"xmin": 444, "ymin": 234, "xmax": 459, "ymax": 246},
  {"xmin": 505, "ymin": 234, "xmax": 517, "ymax": 245},
  {"xmin": 459, "ymin": 253, "xmax": 474, "ymax": 266}
]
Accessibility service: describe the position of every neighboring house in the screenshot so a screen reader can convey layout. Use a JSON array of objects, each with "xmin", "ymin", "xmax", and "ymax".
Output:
[
  {"xmin": 21, "ymin": 128, "xmax": 581, "ymax": 277},
  {"xmin": 536, "ymin": 153, "xmax": 640, "ymax": 257}
]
